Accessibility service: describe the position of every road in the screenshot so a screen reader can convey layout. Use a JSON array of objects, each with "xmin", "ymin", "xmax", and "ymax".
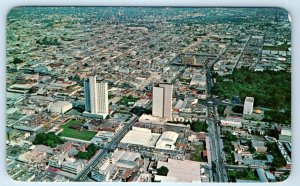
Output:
[
  {"xmin": 75, "ymin": 114, "xmax": 139, "ymax": 181},
  {"xmin": 204, "ymin": 39, "xmax": 234, "ymax": 182},
  {"xmin": 206, "ymin": 73, "xmax": 226, "ymax": 182},
  {"xmin": 232, "ymin": 35, "xmax": 251, "ymax": 71},
  {"xmin": 225, "ymin": 164, "xmax": 291, "ymax": 172},
  {"xmin": 207, "ymin": 104, "xmax": 226, "ymax": 182}
]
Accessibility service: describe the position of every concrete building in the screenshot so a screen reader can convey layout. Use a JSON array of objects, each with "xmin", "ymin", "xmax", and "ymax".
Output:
[
  {"xmin": 120, "ymin": 127, "xmax": 160, "ymax": 147},
  {"xmin": 281, "ymin": 127, "xmax": 291, "ymax": 136},
  {"xmin": 112, "ymin": 150, "xmax": 141, "ymax": 169},
  {"xmin": 152, "ymin": 83, "xmax": 173, "ymax": 119},
  {"xmin": 220, "ymin": 119, "xmax": 242, "ymax": 128},
  {"xmin": 91, "ymin": 153, "xmax": 113, "ymax": 182},
  {"xmin": 61, "ymin": 159, "xmax": 85, "ymax": 175},
  {"xmin": 138, "ymin": 114, "xmax": 167, "ymax": 125},
  {"xmin": 91, "ymin": 131, "xmax": 115, "ymax": 145},
  {"xmin": 48, "ymin": 154, "xmax": 84, "ymax": 175},
  {"xmin": 243, "ymin": 97, "xmax": 254, "ymax": 115},
  {"xmin": 155, "ymin": 131, "xmax": 179, "ymax": 150},
  {"xmin": 91, "ymin": 150, "xmax": 142, "ymax": 182},
  {"xmin": 154, "ymin": 159, "xmax": 201, "ymax": 182},
  {"xmin": 251, "ymin": 140, "xmax": 267, "ymax": 153},
  {"xmin": 84, "ymin": 76, "xmax": 109, "ymax": 118},
  {"xmin": 49, "ymin": 101, "xmax": 72, "ymax": 114}
]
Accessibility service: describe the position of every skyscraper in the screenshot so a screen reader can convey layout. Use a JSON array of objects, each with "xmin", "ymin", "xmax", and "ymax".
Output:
[
  {"xmin": 84, "ymin": 76, "xmax": 109, "ymax": 118},
  {"xmin": 152, "ymin": 83, "xmax": 173, "ymax": 119},
  {"xmin": 243, "ymin": 97, "xmax": 254, "ymax": 115}
]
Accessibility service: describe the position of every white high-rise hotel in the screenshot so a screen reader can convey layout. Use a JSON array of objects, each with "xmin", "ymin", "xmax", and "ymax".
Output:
[
  {"xmin": 84, "ymin": 76, "xmax": 109, "ymax": 118},
  {"xmin": 243, "ymin": 97, "xmax": 254, "ymax": 115},
  {"xmin": 152, "ymin": 83, "xmax": 173, "ymax": 119}
]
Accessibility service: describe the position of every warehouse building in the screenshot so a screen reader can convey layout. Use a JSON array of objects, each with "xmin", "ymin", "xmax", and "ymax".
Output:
[
  {"xmin": 120, "ymin": 127, "xmax": 160, "ymax": 147},
  {"xmin": 155, "ymin": 131, "xmax": 178, "ymax": 150},
  {"xmin": 49, "ymin": 101, "xmax": 72, "ymax": 114},
  {"xmin": 154, "ymin": 159, "xmax": 201, "ymax": 182}
]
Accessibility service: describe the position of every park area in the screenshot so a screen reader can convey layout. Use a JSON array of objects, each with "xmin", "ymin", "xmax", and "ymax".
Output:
[
  {"xmin": 118, "ymin": 96, "xmax": 140, "ymax": 107},
  {"xmin": 59, "ymin": 119, "xmax": 97, "ymax": 141}
]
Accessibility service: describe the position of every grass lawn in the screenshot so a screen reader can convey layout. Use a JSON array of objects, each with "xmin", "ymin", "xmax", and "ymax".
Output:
[
  {"xmin": 59, "ymin": 119, "xmax": 97, "ymax": 141},
  {"xmin": 190, "ymin": 144, "xmax": 205, "ymax": 162},
  {"xmin": 118, "ymin": 96, "xmax": 139, "ymax": 107}
]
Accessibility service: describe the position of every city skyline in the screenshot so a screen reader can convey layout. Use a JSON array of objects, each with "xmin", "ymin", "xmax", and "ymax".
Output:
[{"xmin": 6, "ymin": 7, "xmax": 291, "ymax": 183}]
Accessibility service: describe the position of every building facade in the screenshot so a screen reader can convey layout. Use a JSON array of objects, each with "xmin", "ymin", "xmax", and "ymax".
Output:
[
  {"xmin": 243, "ymin": 97, "xmax": 254, "ymax": 115},
  {"xmin": 152, "ymin": 83, "xmax": 173, "ymax": 119},
  {"xmin": 84, "ymin": 76, "xmax": 109, "ymax": 118}
]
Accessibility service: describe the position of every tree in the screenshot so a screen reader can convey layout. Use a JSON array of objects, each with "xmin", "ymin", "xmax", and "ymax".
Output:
[
  {"xmin": 76, "ymin": 152, "xmax": 90, "ymax": 160},
  {"xmin": 190, "ymin": 121, "xmax": 208, "ymax": 132},
  {"xmin": 224, "ymin": 131, "xmax": 237, "ymax": 141},
  {"xmin": 212, "ymin": 69, "xmax": 291, "ymax": 115},
  {"xmin": 47, "ymin": 140, "xmax": 56, "ymax": 148},
  {"xmin": 87, "ymin": 143, "xmax": 97, "ymax": 153},
  {"xmin": 76, "ymin": 143, "xmax": 99, "ymax": 160},
  {"xmin": 12, "ymin": 57, "xmax": 24, "ymax": 64},
  {"xmin": 249, "ymin": 146, "xmax": 256, "ymax": 154},
  {"xmin": 32, "ymin": 132, "xmax": 64, "ymax": 148},
  {"xmin": 157, "ymin": 166, "xmax": 169, "ymax": 176},
  {"xmin": 224, "ymin": 144, "xmax": 232, "ymax": 153},
  {"xmin": 266, "ymin": 142, "xmax": 286, "ymax": 168}
]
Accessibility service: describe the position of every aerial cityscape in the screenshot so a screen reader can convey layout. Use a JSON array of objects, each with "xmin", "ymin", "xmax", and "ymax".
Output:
[{"xmin": 6, "ymin": 7, "xmax": 291, "ymax": 182}]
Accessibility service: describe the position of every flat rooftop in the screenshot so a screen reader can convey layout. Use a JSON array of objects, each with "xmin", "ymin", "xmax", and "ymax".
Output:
[
  {"xmin": 157, "ymin": 159, "xmax": 201, "ymax": 182},
  {"xmin": 120, "ymin": 127, "xmax": 160, "ymax": 147}
]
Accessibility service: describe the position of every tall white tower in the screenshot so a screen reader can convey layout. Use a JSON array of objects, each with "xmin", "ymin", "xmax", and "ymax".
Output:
[
  {"xmin": 97, "ymin": 81, "xmax": 109, "ymax": 116},
  {"xmin": 84, "ymin": 75, "xmax": 109, "ymax": 118},
  {"xmin": 89, "ymin": 76, "xmax": 98, "ymax": 114},
  {"xmin": 243, "ymin": 97, "xmax": 254, "ymax": 115},
  {"xmin": 152, "ymin": 83, "xmax": 173, "ymax": 119}
]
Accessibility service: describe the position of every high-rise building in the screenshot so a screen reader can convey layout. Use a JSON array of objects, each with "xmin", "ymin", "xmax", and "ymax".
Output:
[
  {"xmin": 243, "ymin": 97, "xmax": 254, "ymax": 115},
  {"xmin": 152, "ymin": 83, "xmax": 173, "ymax": 119},
  {"xmin": 84, "ymin": 76, "xmax": 109, "ymax": 118}
]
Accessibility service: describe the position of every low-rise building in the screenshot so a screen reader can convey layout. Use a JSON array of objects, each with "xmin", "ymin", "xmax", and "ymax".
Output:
[
  {"xmin": 220, "ymin": 118, "xmax": 242, "ymax": 128},
  {"xmin": 91, "ymin": 131, "xmax": 115, "ymax": 144},
  {"xmin": 155, "ymin": 131, "xmax": 178, "ymax": 150},
  {"xmin": 120, "ymin": 127, "xmax": 160, "ymax": 147},
  {"xmin": 154, "ymin": 159, "xmax": 202, "ymax": 182},
  {"xmin": 251, "ymin": 140, "xmax": 267, "ymax": 153},
  {"xmin": 49, "ymin": 101, "xmax": 73, "ymax": 114}
]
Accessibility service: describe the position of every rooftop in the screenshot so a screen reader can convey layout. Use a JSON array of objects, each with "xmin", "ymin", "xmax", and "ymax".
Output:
[{"xmin": 156, "ymin": 159, "xmax": 201, "ymax": 182}]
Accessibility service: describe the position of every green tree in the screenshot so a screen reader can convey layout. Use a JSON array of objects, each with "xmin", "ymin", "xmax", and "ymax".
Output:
[
  {"xmin": 76, "ymin": 152, "xmax": 90, "ymax": 160},
  {"xmin": 190, "ymin": 121, "xmax": 208, "ymax": 132},
  {"xmin": 266, "ymin": 142, "xmax": 286, "ymax": 168},
  {"xmin": 224, "ymin": 131, "xmax": 237, "ymax": 141},
  {"xmin": 157, "ymin": 166, "xmax": 169, "ymax": 176},
  {"xmin": 12, "ymin": 57, "xmax": 24, "ymax": 64},
  {"xmin": 32, "ymin": 132, "xmax": 64, "ymax": 148}
]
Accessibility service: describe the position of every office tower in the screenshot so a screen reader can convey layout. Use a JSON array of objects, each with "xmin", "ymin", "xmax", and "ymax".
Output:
[
  {"xmin": 243, "ymin": 97, "xmax": 254, "ymax": 115},
  {"xmin": 84, "ymin": 76, "xmax": 109, "ymax": 118},
  {"xmin": 152, "ymin": 83, "xmax": 173, "ymax": 119}
]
